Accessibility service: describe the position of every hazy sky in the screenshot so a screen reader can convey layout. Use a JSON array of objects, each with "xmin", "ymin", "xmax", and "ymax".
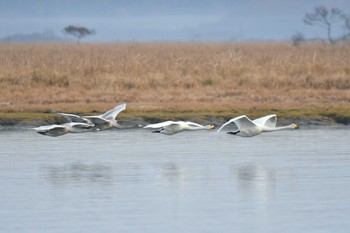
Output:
[{"xmin": 0, "ymin": 0, "xmax": 349, "ymax": 41}]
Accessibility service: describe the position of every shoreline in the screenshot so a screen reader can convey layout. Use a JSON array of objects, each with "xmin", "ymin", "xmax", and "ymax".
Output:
[{"xmin": 1, "ymin": 108, "xmax": 349, "ymax": 128}]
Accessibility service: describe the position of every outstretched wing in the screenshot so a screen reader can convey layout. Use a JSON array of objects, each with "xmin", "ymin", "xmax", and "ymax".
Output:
[
  {"xmin": 102, "ymin": 103, "xmax": 127, "ymax": 120},
  {"xmin": 253, "ymin": 114, "xmax": 277, "ymax": 128},
  {"xmin": 56, "ymin": 112, "xmax": 92, "ymax": 124},
  {"xmin": 33, "ymin": 124, "xmax": 65, "ymax": 132},
  {"xmin": 217, "ymin": 119, "xmax": 235, "ymax": 132},
  {"xmin": 143, "ymin": 121, "xmax": 175, "ymax": 129},
  {"xmin": 217, "ymin": 115, "xmax": 256, "ymax": 132},
  {"xmin": 33, "ymin": 124, "xmax": 67, "ymax": 136},
  {"xmin": 66, "ymin": 122, "xmax": 93, "ymax": 129},
  {"xmin": 84, "ymin": 116, "xmax": 109, "ymax": 125},
  {"xmin": 233, "ymin": 115, "xmax": 257, "ymax": 130}
]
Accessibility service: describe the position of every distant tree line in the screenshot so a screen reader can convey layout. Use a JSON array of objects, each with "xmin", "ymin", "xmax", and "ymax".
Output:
[
  {"xmin": 0, "ymin": 30, "xmax": 63, "ymax": 42},
  {"xmin": 292, "ymin": 5, "xmax": 350, "ymax": 46}
]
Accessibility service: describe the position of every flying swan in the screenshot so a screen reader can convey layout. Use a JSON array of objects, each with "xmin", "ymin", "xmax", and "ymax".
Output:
[
  {"xmin": 33, "ymin": 122, "xmax": 94, "ymax": 137},
  {"xmin": 81, "ymin": 103, "xmax": 127, "ymax": 130},
  {"xmin": 144, "ymin": 121, "xmax": 214, "ymax": 135},
  {"xmin": 217, "ymin": 114, "xmax": 297, "ymax": 137}
]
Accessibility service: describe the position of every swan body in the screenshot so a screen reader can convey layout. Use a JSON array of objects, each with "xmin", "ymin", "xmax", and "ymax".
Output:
[
  {"xmin": 144, "ymin": 121, "xmax": 214, "ymax": 135},
  {"xmin": 33, "ymin": 122, "xmax": 94, "ymax": 137},
  {"xmin": 217, "ymin": 114, "xmax": 297, "ymax": 137},
  {"xmin": 83, "ymin": 103, "xmax": 126, "ymax": 130}
]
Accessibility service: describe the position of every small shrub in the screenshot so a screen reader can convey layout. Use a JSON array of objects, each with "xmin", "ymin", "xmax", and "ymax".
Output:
[{"xmin": 201, "ymin": 78, "xmax": 215, "ymax": 86}]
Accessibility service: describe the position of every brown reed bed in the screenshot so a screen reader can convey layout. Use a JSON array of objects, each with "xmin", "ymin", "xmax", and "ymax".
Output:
[{"xmin": 0, "ymin": 42, "xmax": 349, "ymax": 124}]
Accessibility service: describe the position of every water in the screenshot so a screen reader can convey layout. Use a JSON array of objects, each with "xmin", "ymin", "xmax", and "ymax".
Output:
[{"xmin": 0, "ymin": 126, "xmax": 349, "ymax": 233}]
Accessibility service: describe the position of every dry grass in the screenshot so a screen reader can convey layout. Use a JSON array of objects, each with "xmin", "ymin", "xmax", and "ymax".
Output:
[{"xmin": 0, "ymin": 42, "xmax": 349, "ymax": 116}]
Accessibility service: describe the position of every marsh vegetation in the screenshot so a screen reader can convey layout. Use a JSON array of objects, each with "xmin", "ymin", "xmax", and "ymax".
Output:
[{"xmin": 0, "ymin": 42, "xmax": 349, "ymax": 123}]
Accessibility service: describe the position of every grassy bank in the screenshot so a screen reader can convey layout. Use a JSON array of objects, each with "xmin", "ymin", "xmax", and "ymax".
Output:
[
  {"xmin": 1, "ymin": 106, "xmax": 349, "ymax": 126},
  {"xmin": 0, "ymin": 42, "xmax": 349, "ymax": 125}
]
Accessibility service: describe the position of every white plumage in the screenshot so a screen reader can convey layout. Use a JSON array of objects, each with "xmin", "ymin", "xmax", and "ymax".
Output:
[
  {"xmin": 83, "ymin": 103, "xmax": 127, "ymax": 130},
  {"xmin": 217, "ymin": 114, "xmax": 297, "ymax": 137},
  {"xmin": 33, "ymin": 122, "xmax": 94, "ymax": 137},
  {"xmin": 144, "ymin": 120, "xmax": 214, "ymax": 135}
]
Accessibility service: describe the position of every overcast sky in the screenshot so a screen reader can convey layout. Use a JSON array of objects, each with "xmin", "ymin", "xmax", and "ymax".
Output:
[{"xmin": 0, "ymin": 0, "xmax": 349, "ymax": 41}]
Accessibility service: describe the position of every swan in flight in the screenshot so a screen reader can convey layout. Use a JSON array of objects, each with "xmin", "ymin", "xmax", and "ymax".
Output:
[
  {"xmin": 144, "ymin": 121, "xmax": 214, "ymax": 135},
  {"xmin": 33, "ymin": 122, "xmax": 94, "ymax": 137},
  {"xmin": 217, "ymin": 114, "xmax": 297, "ymax": 137},
  {"xmin": 83, "ymin": 103, "xmax": 127, "ymax": 130}
]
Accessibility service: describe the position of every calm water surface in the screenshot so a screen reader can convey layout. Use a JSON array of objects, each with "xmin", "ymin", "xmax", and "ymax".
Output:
[{"xmin": 0, "ymin": 126, "xmax": 349, "ymax": 233}]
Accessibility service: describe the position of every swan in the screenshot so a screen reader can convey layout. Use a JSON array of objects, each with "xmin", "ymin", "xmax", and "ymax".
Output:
[
  {"xmin": 217, "ymin": 114, "xmax": 297, "ymax": 137},
  {"xmin": 33, "ymin": 122, "xmax": 94, "ymax": 137},
  {"xmin": 144, "ymin": 121, "xmax": 214, "ymax": 135},
  {"xmin": 83, "ymin": 103, "xmax": 126, "ymax": 130}
]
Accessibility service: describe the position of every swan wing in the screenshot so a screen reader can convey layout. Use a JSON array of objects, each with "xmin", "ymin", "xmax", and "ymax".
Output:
[
  {"xmin": 217, "ymin": 115, "xmax": 255, "ymax": 132},
  {"xmin": 253, "ymin": 114, "xmax": 277, "ymax": 127},
  {"xmin": 33, "ymin": 124, "xmax": 67, "ymax": 136},
  {"xmin": 217, "ymin": 118, "xmax": 236, "ymax": 132},
  {"xmin": 231, "ymin": 115, "xmax": 257, "ymax": 130},
  {"xmin": 64, "ymin": 122, "xmax": 93, "ymax": 132},
  {"xmin": 102, "ymin": 103, "xmax": 127, "ymax": 120},
  {"xmin": 33, "ymin": 124, "xmax": 65, "ymax": 132},
  {"xmin": 66, "ymin": 122, "xmax": 93, "ymax": 129},
  {"xmin": 84, "ymin": 116, "xmax": 109, "ymax": 125},
  {"xmin": 56, "ymin": 112, "xmax": 91, "ymax": 124},
  {"xmin": 144, "ymin": 121, "xmax": 176, "ymax": 129}
]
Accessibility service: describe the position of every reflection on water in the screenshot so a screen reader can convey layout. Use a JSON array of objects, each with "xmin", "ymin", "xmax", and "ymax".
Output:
[
  {"xmin": 238, "ymin": 165, "xmax": 276, "ymax": 190},
  {"xmin": 0, "ymin": 127, "xmax": 349, "ymax": 233},
  {"xmin": 43, "ymin": 162, "xmax": 114, "ymax": 186},
  {"xmin": 237, "ymin": 165, "xmax": 277, "ymax": 210},
  {"xmin": 44, "ymin": 161, "xmax": 194, "ymax": 188},
  {"xmin": 158, "ymin": 163, "xmax": 185, "ymax": 182}
]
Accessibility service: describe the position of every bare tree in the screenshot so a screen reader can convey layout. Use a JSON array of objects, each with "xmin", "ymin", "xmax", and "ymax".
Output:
[
  {"xmin": 342, "ymin": 17, "xmax": 350, "ymax": 40},
  {"xmin": 303, "ymin": 6, "xmax": 345, "ymax": 44},
  {"xmin": 63, "ymin": 25, "xmax": 95, "ymax": 43}
]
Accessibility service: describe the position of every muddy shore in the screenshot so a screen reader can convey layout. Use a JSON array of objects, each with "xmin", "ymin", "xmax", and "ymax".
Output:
[{"xmin": 0, "ymin": 112, "xmax": 349, "ymax": 130}]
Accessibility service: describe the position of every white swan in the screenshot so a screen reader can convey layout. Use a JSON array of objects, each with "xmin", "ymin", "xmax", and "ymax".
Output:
[
  {"xmin": 83, "ymin": 103, "xmax": 126, "ymax": 130},
  {"xmin": 217, "ymin": 114, "xmax": 297, "ymax": 137},
  {"xmin": 144, "ymin": 121, "xmax": 214, "ymax": 135},
  {"xmin": 33, "ymin": 122, "xmax": 94, "ymax": 137}
]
